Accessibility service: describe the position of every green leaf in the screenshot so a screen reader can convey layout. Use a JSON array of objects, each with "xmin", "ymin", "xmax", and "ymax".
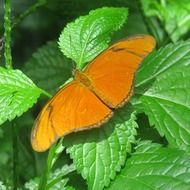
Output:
[
  {"xmin": 64, "ymin": 105, "xmax": 138, "ymax": 190},
  {"xmin": 135, "ymin": 40, "xmax": 190, "ymax": 91},
  {"xmin": 132, "ymin": 40, "xmax": 190, "ymax": 112},
  {"xmin": 134, "ymin": 40, "xmax": 190, "ymax": 151},
  {"xmin": 141, "ymin": 0, "xmax": 190, "ymax": 42},
  {"xmin": 58, "ymin": 7, "xmax": 128, "ymax": 69},
  {"xmin": 141, "ymin": 65, "xmax": 190, "ymax": 151},
  {"xmin": 46, "ymin": 164, "xmax": 75, "ymax": 190},
  {"xmin": 107, "ymin": 141, "xmax": 190, "ymax": 190},
  {"xmin": 0, "ymin": 67, "xmax": 41, "ymax": 125},
  {"xmin": 25, "ymin": 164, "xmax": 75, "ymax": 190},
  {"xmin": 24, "ymin": 41, "xmax": 72, "ymax": 94}
]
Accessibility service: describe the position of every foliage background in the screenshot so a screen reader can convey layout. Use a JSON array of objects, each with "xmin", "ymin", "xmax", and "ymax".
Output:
[{"xmin": 0, "ymin": 0, "xmax": 190, "ymax": 190}]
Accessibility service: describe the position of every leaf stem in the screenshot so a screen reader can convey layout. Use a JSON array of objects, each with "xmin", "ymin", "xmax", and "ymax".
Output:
[
  {"xmin": 12, "ymin": 122, "xmax": 19, "ymax": 190},
  {"xmin": 40, "ymin": 88, "xmax": 52, "ymax": 98},
  {"xmin": 4, "ymin": 0, "xmax": 12, "ymax": 69},
  {"xmin": 38, "ymin": 144, "xmax": 57, "ymax": 190},
  {"xmin": 0, "ymin": 0, "xmax": 47, "ymax": 38},
  {"xmin": 4, "ymin": 3, "xmax": 20, "ymax": 189},
  {"xmin": 46, "ymin": 176, "xmax": 68, "ymax": 189},
  {"xmin": 12, "ymin": 0, "xmax": 47, "ymax": 29},
  {"xmin": 77, "ymin": 30, "xmax": 92, "ymax": 70},
  {"xmin": 38, "ymin": 140, "xmax": 64, "ymax": 190}
]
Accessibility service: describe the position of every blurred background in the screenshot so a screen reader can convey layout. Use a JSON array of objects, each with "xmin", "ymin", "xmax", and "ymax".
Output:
[{"xmin": 0, "ymin": 0, "xmax": 147, "ymax": 68}]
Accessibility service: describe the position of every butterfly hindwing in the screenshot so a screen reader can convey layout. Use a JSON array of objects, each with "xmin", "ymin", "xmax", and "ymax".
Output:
[{"xmin": 31, "ymin": 81, "xmax": 112, "ymax": 152}]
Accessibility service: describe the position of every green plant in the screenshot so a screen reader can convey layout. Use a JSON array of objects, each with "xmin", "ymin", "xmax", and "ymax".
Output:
[{"xmin": 1, "ymin": 1, "xmax": 190, "ymax": 190}]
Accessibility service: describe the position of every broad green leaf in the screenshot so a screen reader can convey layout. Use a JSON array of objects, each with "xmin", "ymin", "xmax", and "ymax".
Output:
[
  {"xmin": 132, "ymin": 40, "xmax": 190, "ymax": 112},
  {"xmin": 0, "ymin": 67, "xmax": 41, "ymax": 125},
  {"xmin": 133, "ymin": 40, "xmax": 190, "ymax": 151},
  {"xmin": 141, "ymin": 0, "xmax": 190, "ymax": 42},
  {"xmin": 141, "ymin": 65, "xmax": 190, "ymax": 151},
  {"xmin": 64, "ymin": 105, "xmax": 138, "ymax": 190},
  {"xmin": 24, "ymin": 41, "xmax": 72, "ymax": 94},
  {"xmin": 107, "ymin": 141, "xmax": 190, "ymax": 190},
  {"xmin": 25, "ymin": 164, "xmax": 75, "ymax": 190},
  {"xmin": 135, "ymin": 40, "xmax": 190, "ymax": 92},
  {"xmin": 58, "ymin": 7, "xmax": 128, "ymax": 69}
]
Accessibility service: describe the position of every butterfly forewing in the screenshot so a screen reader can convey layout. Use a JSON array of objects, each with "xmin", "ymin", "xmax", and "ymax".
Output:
[{"xmin": 84, "ymin": 35, "xmax": 156, "ymax": 108}]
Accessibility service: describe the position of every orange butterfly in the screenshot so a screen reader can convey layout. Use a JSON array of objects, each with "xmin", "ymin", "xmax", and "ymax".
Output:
[{"xmin": 31, "ymin": 35, "xmax": 156, "ymax": 152}]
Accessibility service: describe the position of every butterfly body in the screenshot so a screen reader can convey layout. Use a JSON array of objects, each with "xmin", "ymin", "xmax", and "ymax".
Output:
[
  {"xmin": 74, "ymin": 69, "xmax": 92, "ymax": 88},
  {"xmin": 31, "ymin": 35, "xmax": 156, "ymax": 152}
]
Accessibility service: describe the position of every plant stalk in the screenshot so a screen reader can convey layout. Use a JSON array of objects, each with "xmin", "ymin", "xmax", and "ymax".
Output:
[
  {"xmin": 38, "ymin": 144, "xmax": 57, "ymax": 190},
  {"xmin": 4, "ymin": 0, "xmax": 12, "ymax": 69},
  {"xmin": 38, "ymin": 140, "xmax": 64, "ymax": 190},
  {"xmin": 12, "ymin": 123, "xmax": 19, "ymax": 190},
  {"xmin": 12, "ymin": 0, "xmax": 47, "ymax": 29}
]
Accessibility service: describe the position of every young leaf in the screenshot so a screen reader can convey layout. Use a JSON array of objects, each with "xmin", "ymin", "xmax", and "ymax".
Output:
[
  {"xmin": 64, "ymin": 105, "xmax": 138, "ymax": 190},
  {"xmin": 134, "ymin": 40, "xmax": 190, "ymax": 151},
  {"xmin": 0, "ymin": 67, "xmax": 42, "ymax": 125},
  {"xmin": 141, "ymin": 0, "xmax": 190, "ymax": 42},
  {"xmin": 107, "ymin": 141, "xmax": 190, "ymax": 190},
  {"xmin": 46, "ymin": 164, "xmax": 75, "ymax": 190},
  {"xmin": 24, "ymin": 41, "xmax": 72, "ymax": 94},
  {"xmin": 58, "ymin": 7, "xmax": 128, "ymax": 69}
]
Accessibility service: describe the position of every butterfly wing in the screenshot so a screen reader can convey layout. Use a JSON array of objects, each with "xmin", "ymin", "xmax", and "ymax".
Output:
[
  {"xmin": 84, "ymin": 35, "xmax": 156, "ymax": 108},
  {"xmin": 31, "ymin": 81, "xmax": 112, "ymax": 152}
]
